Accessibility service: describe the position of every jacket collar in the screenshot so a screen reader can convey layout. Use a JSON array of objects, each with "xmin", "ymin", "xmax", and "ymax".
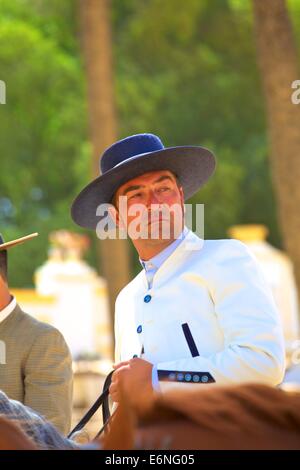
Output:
[
  {"xmin": 0, "ymin": 296, "xmax": 17, "ymax": 324},
  {"xmin": 138, "ymin": 228, "xmax": 204, "ymax": 290},
  {"xmin": 139, "ymin": 225, "xmax": 189, "ymax": 271},
  {"xmin": 0, "ymin": 301, "xmax": 23, "ymax": 329}
]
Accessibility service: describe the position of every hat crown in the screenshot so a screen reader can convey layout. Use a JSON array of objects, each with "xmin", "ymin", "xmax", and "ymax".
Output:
[{"xmin": 101, "ymin": 133, "xmax": 164, "ymax": 174}]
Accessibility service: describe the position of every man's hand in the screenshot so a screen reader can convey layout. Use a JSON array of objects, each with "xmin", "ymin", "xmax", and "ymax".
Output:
[{"xmin": 109, "ymin": 358, "xmax": 154, "ymax": 407}]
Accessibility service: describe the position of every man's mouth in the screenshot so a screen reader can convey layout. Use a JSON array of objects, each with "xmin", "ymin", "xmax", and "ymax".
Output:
[{"xmin": 148, "ymin": 217, "xmax": 169, "ymax": 225}]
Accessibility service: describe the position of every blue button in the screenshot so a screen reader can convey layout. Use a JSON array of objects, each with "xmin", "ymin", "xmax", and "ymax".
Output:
[
  {"xmin": 144, "ymin": 294, "xmax": 152, "ymax": 303},
  {"xmin": 193, "ymin": 374, "xmax": 200, "ymax": 383},
  {"xmin": 168, "ymin": 373, "xmax": 176, "ymax": 381},
  {"xmin": 177, "ymin": 373, "xmax": 184, "ymax": 381},
  {"xmin": 201, "ymin": 375, "xmax": 208, "ymax": 383},
  {"xmin": 185, "ymin": 374, "xmax": 192, "ymax": 382},
  {"xmin": 137, "ymin": 325, "xmax": 142, "ymax": 334}
]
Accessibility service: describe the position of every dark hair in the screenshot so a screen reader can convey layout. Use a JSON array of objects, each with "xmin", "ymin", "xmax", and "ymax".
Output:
[
  {"xmin": 0, "ymin": 234, "xmax": 8, "ymax": 281},
  {"xmin": 0, "ymin": 250, "xmax": 7, "ymax": 281}
]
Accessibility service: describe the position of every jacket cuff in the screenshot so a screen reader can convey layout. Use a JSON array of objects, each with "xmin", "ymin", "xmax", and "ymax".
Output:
[{"xmin": 151, "ymin": 365, "xmax": 161, "ymax": 391}]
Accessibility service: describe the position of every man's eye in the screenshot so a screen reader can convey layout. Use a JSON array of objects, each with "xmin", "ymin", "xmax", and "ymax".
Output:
[
  {"xmin": 129, "ymin": 193, "xmax": 142, "ymax": 199},
  {"xmin": 158, "ymin": 187, "xmax": 170, "ymax": 192}
]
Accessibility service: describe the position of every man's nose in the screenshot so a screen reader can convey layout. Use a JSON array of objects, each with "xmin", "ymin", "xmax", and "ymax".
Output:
[{"xmin": 147, "ymin": 189, "xmax": 160, "ymax": 206}]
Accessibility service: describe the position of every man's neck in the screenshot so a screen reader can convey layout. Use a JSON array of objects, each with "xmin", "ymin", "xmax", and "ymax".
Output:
[
  {"xmin": 0, "ymin": 280, "xmax": 11, "ymax": 311},
  {"xmin": 134, "ymin": 237, "xmax": 176, "ymax": 261},
  {"xmin": 133, "ymin": 223, "xmax": 186, "ymax": 261}
]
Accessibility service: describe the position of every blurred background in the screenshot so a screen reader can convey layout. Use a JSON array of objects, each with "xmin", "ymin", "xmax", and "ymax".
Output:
[{"xmin": 1, "ymin": 0, "xmax": 300, "ymax": 436}]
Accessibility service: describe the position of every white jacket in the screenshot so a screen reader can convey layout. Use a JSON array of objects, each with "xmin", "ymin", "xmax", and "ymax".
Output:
[
  {"xmin": 114, "ymin": 229, "xmax": 285, "ymax": 386},
  {"xmin": 243, "ymin": 240, "xmax": 300, "ymax": 363}
]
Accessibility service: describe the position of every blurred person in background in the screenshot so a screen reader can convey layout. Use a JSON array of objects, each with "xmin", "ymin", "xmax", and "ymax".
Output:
[
  {"xmin": 228, "ymin": 224, "xmax": 300, "ymax": 370},
  {"xmin": 0, "ymin": 233, "xmax": 73, "ymax": 434}
]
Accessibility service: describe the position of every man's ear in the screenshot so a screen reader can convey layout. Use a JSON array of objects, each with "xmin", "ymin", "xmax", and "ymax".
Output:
[{"xmin": 179, "ymin": 186, "xmax": 185, "ymax": 213}]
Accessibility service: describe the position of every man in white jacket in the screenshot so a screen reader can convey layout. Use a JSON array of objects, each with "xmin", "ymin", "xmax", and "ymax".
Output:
[{"xmin": 71, "ymin": 133, "xmax": 285, "ymax": 400}]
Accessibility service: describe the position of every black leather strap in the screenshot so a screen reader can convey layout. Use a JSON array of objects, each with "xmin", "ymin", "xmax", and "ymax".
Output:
[
  {"xmin": 102, "ymin": 371, "xmax": 113, "ymax": 427},
  {"xmin": 68, "ymin": 370, "xmax": 114, "ymax": 439}
]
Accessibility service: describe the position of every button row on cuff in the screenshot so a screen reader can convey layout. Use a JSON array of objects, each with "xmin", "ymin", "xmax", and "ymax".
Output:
[{"xmin": 157, "ymin": 370, "xmax": 215, "ymax": 384}]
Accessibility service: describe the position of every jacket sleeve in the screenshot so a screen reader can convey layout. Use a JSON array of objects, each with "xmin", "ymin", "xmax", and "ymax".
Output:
[
  {"xmin": 157, "ymin": 240, "xmax": 286, "ymax": 387},
  {"xmin": 24, "ymin": 326, "xmax": 73, "ymax": 435}
]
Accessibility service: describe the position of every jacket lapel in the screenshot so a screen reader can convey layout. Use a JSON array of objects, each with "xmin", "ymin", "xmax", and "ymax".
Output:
[{"xmin": 151, "ymin": 229, "xmax": 204, "ymax": 287}]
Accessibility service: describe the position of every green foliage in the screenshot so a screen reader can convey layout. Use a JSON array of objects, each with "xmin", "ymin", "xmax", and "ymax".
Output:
[
  {"xmin": 0, "ymin": 1, "xmax": 88, "ymax": 285},
  {"xmin": 1, "ymin": 0, "xmax": 299, "ymax": 285},
  {"xmin": 114, "ymin": 0, "xmax": 284, "ymax": 258}
]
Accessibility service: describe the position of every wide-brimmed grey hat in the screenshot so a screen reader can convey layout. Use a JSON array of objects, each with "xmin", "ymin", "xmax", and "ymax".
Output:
[{"xmin": 71, "ymin": 133, "xmax": 216, "ymax": 229}]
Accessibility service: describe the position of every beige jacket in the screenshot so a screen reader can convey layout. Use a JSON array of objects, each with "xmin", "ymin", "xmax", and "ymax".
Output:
[{"xmin": 0, "ymin": 303, "xmax": 73, "ymax": 434}]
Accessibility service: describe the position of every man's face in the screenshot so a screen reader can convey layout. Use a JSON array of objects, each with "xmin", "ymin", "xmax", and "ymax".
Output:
[{"xmin": 113, "ymin": 170, "xmax": 185, "ymax": 241}]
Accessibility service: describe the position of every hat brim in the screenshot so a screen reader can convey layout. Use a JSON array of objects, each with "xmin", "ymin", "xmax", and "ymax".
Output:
[
  {"xmin": 0, "ymin": 233, "xmax": 39, "ymax": 251},
  {"xmin": 71, "ymin": 146, "xmax": 216, "ymax": 229}
]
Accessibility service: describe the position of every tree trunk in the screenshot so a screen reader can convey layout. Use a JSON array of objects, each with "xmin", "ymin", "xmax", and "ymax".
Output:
[
  {"xmin": 79, "ymin": 0, "xmax": 131, "ymax": 351},
  {"xmin": 252, "ymin": 0, "xmax": 300, "ymax": 295}
]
